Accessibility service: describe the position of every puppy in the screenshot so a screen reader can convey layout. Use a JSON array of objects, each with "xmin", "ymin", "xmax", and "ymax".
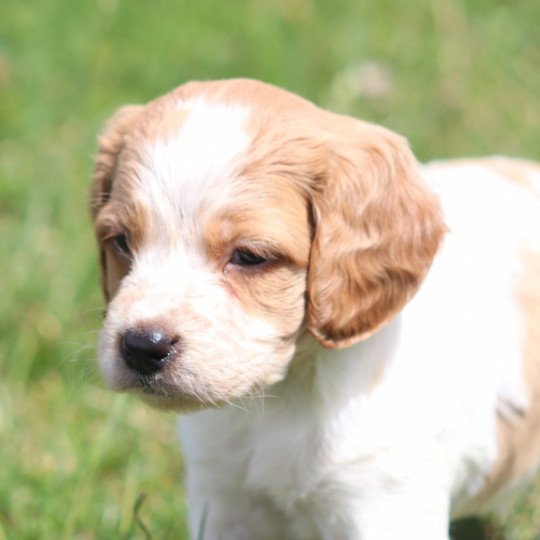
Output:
[{"xmin": 91, "ymin": 79, "xmax": 540, "ymax": 539}]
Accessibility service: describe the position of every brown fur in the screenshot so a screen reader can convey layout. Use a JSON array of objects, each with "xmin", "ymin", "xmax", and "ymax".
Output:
[
  {"xmin": 91, "ymin": 105, "xmax": 144, "ymax": 300},
  {"xmin": 239, "ymin": 113, "xmax": 448, "ymax": 349},
  {"xmin": 204, "ymin": 79, "xmax": 447, "ymax": 348},
  {"xmin": 94, "ymin": 196, "xmax": 152, "ymax": 299},
  {"xmin": 305, "ymin": 118, "xmax": 447, "ymax": 347},
  {"xmin": 438, "ymin": 158, "xmax": 540, "ymax": 510},
  {"xmin": 91, "ymin": 105, "xmax": 143, "ymax": 218},
  {"xmin": 203, "ymin": 186, "xmax": 311, "ymax": 338},
  {"xmin": 468, "ymin": 248, "xmax": 540, "ymax": 512},
  {"xmin": 91, "ymin": 102, "xmax": 195, "ymax": 300},
  {"xmin": 91, "ymin": 79, "xmax": 446, "ymax": 348}
]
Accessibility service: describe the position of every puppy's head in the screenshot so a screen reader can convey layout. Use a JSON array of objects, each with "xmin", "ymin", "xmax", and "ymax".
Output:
[{"xmin": 91, "ymin": 79, "xmax": 445, "ymax": 409}]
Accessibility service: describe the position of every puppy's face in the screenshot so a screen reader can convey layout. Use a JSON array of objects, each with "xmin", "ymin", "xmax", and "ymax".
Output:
[{"xmin": 91, "ymin": 79, "xmax": 445, "ymax": 410}]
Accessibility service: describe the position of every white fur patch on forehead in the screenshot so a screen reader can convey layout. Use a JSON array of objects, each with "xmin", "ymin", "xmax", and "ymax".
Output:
[{"xmin": 138, "ymin": 99, "xmax": 251, "ymax": 233}]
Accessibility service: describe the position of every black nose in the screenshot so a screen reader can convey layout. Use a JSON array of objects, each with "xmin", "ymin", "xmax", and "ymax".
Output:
[{"xmin": 121, "ymin": 328, "xmax": 175, "ymax": 376}]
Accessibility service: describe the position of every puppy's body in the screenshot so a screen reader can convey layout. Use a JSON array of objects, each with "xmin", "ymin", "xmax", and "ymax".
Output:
[
  {"xmin": 91, "ymin": 79, "xmax": 540, "ymax": 539},
  {"xmin": 180, "ymin": 159, "xmax": 540, "ymax": 539}
]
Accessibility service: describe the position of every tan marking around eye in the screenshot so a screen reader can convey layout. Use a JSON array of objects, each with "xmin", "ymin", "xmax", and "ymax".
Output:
[
  {"xmin": 203, "ymin": 178, "xmax": 311, "ymax": 335},
  {"xmin": 203, "ymin": 177, "xmax": 312, "ymax": 270},
  {"xmin": 103, "ymin": 244, "xmax": 131, "ymax": 298}
]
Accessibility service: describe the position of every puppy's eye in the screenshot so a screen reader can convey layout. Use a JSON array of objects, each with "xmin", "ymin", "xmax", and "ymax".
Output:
[
  {"xmin": 230, "ymin": 249, "xmax": 267, "ymax": 266},
  {"xmin": 111, "ymin": 234, "xmax": 131, "ymax": 257}
]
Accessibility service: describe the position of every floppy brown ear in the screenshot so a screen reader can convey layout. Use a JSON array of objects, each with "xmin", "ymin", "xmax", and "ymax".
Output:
[
  {"xmin": 90, "ymin": 105, "xmax": 143, "ymax": 219},
  {"xmin": 307, "ymin": 118, "xmax": 446, "ymax": 348},
  {"xmin": 90, "ymin": 105, "xmax": 143, "ymax": 300}
]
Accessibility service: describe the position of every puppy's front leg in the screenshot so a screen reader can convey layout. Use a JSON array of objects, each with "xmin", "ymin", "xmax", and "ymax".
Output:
[
  {"xmin": 180, "ymin": 413, "xmax": 288, "ymax": 539},
  {"xmin": 185, "ymin": 484, "xmax": 286, "ymax": 540},
  {"xmin": 307, "ymin": 475, "xmax": 451, "ymax": 540},
  {"xmin": 311, "ymin": 503, "xmax": 451, "ymax": 540}
]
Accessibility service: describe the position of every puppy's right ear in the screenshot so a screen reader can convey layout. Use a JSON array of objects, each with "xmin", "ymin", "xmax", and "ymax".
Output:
[
  {"xmin": 90, "ymin": 105, "xmax": 143, "ymax": 218},
  {"xmin": 90, "ymin": 105, "xmax": 142, "ymax": 302}
]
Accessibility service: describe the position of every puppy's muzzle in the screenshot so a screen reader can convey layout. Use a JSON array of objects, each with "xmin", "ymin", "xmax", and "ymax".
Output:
[{"xmin": 120, "ymin": 327, "xmax": 177, "ymax": 376}]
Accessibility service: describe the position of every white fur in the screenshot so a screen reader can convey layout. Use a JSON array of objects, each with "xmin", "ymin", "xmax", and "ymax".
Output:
[
  {"xmin": 96, "ymin": 92, "xmax": 540, "ymax": 539},
  {"xmin": 139, "ymin": 99, "xmax": 250, "ymax": 241},
  {"xmin": 99, "ymin": 101, "xmax": 300, "ymax": 407},
  {"xmin": 177, "ymin": 161, "xmax": 540, "ymax": 539}
]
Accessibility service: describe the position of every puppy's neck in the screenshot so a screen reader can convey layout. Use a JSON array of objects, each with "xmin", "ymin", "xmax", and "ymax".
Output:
[{"xmin": 266, "ymin": 316, "xmax": 402, "ymax": 417}]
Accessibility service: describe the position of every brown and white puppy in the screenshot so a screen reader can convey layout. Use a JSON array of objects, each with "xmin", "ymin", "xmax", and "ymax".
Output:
[{"xmin": 91, "ymin": 79, "xmax": 540, "ymax": 539}]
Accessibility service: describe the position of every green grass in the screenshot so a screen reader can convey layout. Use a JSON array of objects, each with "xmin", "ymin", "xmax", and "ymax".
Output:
[{"xmin": 0, "ymin": 0, "xmax": 539, "ymax": 538}]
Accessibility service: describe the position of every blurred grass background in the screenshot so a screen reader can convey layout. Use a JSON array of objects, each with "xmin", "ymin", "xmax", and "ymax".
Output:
[{"xmin": 0, "ymin": 0, "xmax": 539, "ymax": 538}]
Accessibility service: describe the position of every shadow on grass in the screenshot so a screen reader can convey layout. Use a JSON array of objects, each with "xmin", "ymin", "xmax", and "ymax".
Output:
[{"xmin": 450, "ymin": 517, "xmax": 506, "ymax": 540}]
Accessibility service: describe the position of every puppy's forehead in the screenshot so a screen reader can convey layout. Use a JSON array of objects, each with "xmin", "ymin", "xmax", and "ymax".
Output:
[{"xmin": 132, "ymin": 98, "xmax": 251, "ymax": 228}]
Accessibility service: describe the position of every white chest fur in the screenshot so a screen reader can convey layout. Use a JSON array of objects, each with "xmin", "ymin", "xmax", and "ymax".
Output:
[{"xmin": 178, "ymin": 161, "xmax": 538, "ymax": 539}]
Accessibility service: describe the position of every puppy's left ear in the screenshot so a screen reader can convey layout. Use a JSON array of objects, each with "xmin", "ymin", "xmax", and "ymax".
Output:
[{"xmin": 307, "ymin": 118, "xmax": 446, "ymax": 348}]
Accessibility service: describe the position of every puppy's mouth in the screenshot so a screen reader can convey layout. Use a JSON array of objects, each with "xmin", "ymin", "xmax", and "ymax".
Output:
[
  {"xmin": 106, "ymin": 328, "xmax": 195, "ymax": 401},
  {"xmin": 113, "ymin": 359, "xmax": 229, "ymax": 411},
  {"xmin": 100, "ymin": 326, "xmax": 285, "ymax": 411},
  {"xmin": 118, "ymin": 368, "xmax": 169, "ymax": 396},
  {"xmin": 124, "ymin": 364, "xmax": 185, "ymax": 397},
  {"xmin": 118, "ymin": 373, "xmax": 204, "ymax": 411},
  {"xmin": 137, "ymin": 372, "xmax": 163, "ymax": 392}
]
